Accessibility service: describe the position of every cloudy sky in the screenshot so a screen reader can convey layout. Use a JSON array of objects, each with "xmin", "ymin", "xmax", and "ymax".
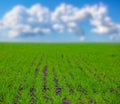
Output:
[{"xmin": 0, "ymin": 0, "xmax": 120, "ymax": 42}]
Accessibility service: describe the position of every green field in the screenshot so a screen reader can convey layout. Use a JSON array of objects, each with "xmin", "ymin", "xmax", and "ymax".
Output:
[{"xmin": 0, "ymin": 43, "xmax": 120, "ymax": 104}]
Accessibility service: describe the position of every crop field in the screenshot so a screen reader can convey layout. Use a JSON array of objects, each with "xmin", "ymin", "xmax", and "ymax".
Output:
[{"xmin": 0, "ymin": 43, "xmax": 120, "ymax": 104}]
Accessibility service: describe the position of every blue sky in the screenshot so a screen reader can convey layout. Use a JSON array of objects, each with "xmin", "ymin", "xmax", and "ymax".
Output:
[{"xmin": 0, "ymin": 0, "xmax": 120, "ymax": 42}]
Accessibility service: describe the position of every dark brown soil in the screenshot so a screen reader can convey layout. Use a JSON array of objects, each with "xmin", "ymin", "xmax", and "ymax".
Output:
[
  {"xmin": 63, "ymin": 75, "xmax": 74, "ymax": 94},
  {"xmin": 53, "ymin": 68, "xmax": 62, "ymax": 95},
  {"xmin": 109, "ymin": 88, "xmax": 120, "ymax": 96},
  {"xmin": 42, "ymin": 65, "xmax": 49, "ymax": 92},
  {"xmin": 62, "ymin": 98, "xmax": 71, "ymax": 104},
  {"xmin": 29, "ymin": 87, "xmax": 36, "ymax": 104},
  {"xmin": 69, "ymin": 88, "xmax": 74, "ymax": 94},
  {"xmin": 55, "ymin": 86, "xmax": 62, "ymax": 95},
  {"xmin": 78, "ymin": 86, "xmax": 87, "ymax": 95},
  {"xmin": 35, "ymin": 57, "xmax": 43, "ymax": 76},
  {"xmin": 13, "ymin": 85, "xmax": 24, "ymax": 104},
  {"xmin": 88, "ymin": 98, "xmax": 96, "ymax": 104},
  {"xmin": 12, "ymin": 57, "xmax": 39, "ymax": 104},
  {"xmin": 29, "ymin": 58, "xmax": 43, "ymax": 104}
]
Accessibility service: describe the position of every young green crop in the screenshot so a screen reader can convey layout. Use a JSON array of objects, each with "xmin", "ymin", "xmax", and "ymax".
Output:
[{"xmin": 0, "ymin": 43, "xmax": 120, "ymax": 104}]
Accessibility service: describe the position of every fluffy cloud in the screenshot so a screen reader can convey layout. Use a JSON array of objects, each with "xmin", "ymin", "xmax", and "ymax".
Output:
[
  {"xmin": 1, "ymin": 4, "xmax": 51, "ymax": 38},
  {"xmin": 0, "ymin": 3, "xmax": 120, "ymax": 40}
]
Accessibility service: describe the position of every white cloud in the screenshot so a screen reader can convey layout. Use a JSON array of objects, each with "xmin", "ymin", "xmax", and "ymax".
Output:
[
  {"xmin": 53, "ymin": 24, "xmax": 64, "ymax": 33},
  {"xmin": 91, "ymin": 16, "xmax": 120, "ymax": 35},
  {"xmin": 0, "ymin": 4, "xmax": 51, "ymax": 38},
  {"xmin": 0, "ymin": 3, "xmax": 120, "ymax": 40},
  {"xmin": 80, "ymin": 36, "xmax": 85, "ymax": 41}
]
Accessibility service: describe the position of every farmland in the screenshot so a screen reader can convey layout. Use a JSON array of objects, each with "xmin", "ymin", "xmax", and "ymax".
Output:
[{"xmin": 0, "ymin": 43, "xmax": 120, "ymax": 104}]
